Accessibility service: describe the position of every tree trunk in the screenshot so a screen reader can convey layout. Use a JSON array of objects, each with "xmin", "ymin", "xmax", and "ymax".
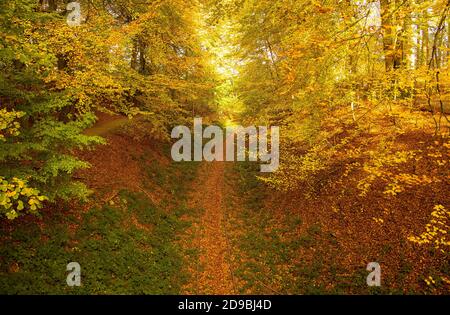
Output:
[
  {"xmin": 400, "ymin": 2, "xmax": 412, "ymax": 69},
  {"xmin": 131, "ymin": 39, "xmax": 139, "ymax": 71},
  {"xmin": 139, "ymin": 40, "xmax": 147, "ymax": 74},
  {"xmin": 380, "ymin": 0, "xmax": 397, "ymax": 71}
]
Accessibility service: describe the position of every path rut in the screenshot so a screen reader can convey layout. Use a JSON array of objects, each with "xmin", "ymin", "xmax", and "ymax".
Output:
[{"xmin": 185, "ymin": 160, "xmax": 236, "ymax": 294}]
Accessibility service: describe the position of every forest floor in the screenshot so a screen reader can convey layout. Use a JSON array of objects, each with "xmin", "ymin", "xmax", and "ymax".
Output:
[
  {"xmin": 182, "ymin": 161, "xmax": 236, "ymax": 294},
  {"xmin": 0, "ymin": 115, "xmax": 448, "ymax": 294}
]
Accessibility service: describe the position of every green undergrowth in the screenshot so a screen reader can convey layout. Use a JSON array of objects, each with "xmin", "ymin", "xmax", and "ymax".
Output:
[{"xmin": 0, "ymin": 150, "xmax": 200, "ymax": 294}]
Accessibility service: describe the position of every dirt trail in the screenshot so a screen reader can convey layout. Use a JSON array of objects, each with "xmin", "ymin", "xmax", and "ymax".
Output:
[
  {"xmin": 185, "ymin": 159, "xmax": 236, "ymax": 294},
  {"xmin": 87, "ymin": 113, "xmax": 238, "ymax": 293},
  {"xmin": 83, "ymin": 112, "xmax": 131, "ymax": 136}
]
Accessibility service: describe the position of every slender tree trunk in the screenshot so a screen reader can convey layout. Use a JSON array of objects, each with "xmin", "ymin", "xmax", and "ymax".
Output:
[
  {"xmin": 139, "ymin": 40, "xmax": 147, "ymax": 74},
  {"xmin": 380, "ymin": 0, "xmax": 396, "ymax": 71},
  {"xmin": 131, "ymin": 39, "xmax": 139, "ymax": 71},
  {"xmin": 447, "ymin": 18, "xmax": 450, "ymax": 66},
  {"xmin": 400, "ymin": 2, "xmax": 412, "ymax": 69},
  {"xmin": 423, "ymin": 10, "xmax": 430, "ymax": 65}
]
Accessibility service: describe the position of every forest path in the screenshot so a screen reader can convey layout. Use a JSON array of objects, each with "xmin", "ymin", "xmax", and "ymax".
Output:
[
  {"xmin": 183, "ymin": 150, "xmax": 237, "ymax": 294},
  {"xmin": 83, "ymin": 112, "xmax": 131, "ymax": 136}
]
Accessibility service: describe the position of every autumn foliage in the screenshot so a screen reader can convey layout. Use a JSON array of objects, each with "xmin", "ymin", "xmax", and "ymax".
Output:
[{"xmin": 0, "ymin": 0, "xmax": 449, "ymax": 295}]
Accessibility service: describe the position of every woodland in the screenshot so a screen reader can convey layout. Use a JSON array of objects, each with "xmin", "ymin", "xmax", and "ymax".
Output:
[{"xmin": 0, "ymin": 0, "xmax": 449, "ymax": 294}]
